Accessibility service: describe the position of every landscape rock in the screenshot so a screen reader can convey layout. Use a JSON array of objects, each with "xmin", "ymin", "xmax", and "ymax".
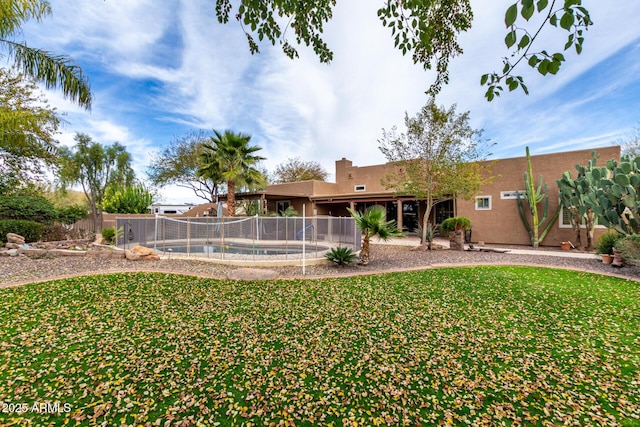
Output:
[
  {"xmin": 139, "ymin": 254, "xmax": 160, "ymax": 261},
  {"xmin": 5, "ymin": 242, "xmax": 20, "ymax": 249},
  {"xmin": 19, "ymin": 248, "xmax": 48, "ymax": 257},
  {"xmin": 125, "ymin": 250, "xmax": 141, "ymax": 261},
  {"xmin": 130, "ymin": 245, "xmax": 156, "ymax": 257},
  {"xmin": 7, "ymin": 233, "xmax": 25, "ymax": 244},
  {"xmin": 7, "ymin": 249, "xmax": 19, "ymax": 257}
]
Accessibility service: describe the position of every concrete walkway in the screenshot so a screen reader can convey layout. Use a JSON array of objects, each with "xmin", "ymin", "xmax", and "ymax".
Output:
[{"xmin": 373, "ymin": 236, "xmax": 597, "ymax": 260}]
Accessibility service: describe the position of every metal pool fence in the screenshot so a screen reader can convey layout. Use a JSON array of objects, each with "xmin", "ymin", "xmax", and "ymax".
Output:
[{"xmin": 115, "ymin": 215, "xmax": 361, "ymax": 261}]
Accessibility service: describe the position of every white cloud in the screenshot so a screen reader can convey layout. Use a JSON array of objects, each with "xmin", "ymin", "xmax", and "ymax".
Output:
[{"xmin": 15, "ymin": 0, "xmax": 640, "ymax": 204}]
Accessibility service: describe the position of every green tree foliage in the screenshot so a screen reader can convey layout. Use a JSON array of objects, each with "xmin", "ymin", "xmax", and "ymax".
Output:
[
  {"xmin": 101, "ymin": 183, "xmax": 155, "ymax": 214},
  {"xmin": 0, "ymin": 194, "xmax": 57, "ymax": 224},
  {"xmin": 57, "ymin": 133, "xmax": 135, "ymax": 231},
  {"xmin": 198, "ymin": 130, "xmax": 266, "ymax": 216},
  {"xmin": 272, "ymin": 157, "xmax": 329, "ymax": 183},
  {"xmin": 516, "ymin": 147, "xmax": 560, "ymax": 248},
  {"xmin": 147, "ymin": 131, "xmax": 222, "ymax": 203},
  {"xmin": 0, "ymin": 68, "xmax": 61, "ymax": 178},
  {"xmin": 215, "ymin": 0, "xmax": 591, "ymax": 98},
  {"xmin": 55, "ymin": 204, "xmax": 88, "ymax": 225},
  {"xmin": 0, "ymin": 0, "xmax": 92, "ymax": 108},
  {"xmin": 347, "ymin": 205, "xmax": 403, "ymax": 266},
  {"xmin": 482, "ymin": 0, "xmax": 591, "ymax": 100},
  {"xmin": 379, "ymin": 97, "xmax": 493, "ymax": 248},
  {"xmin": 0, "ymin": 169, "xmax": 42, "ymax": 196}
]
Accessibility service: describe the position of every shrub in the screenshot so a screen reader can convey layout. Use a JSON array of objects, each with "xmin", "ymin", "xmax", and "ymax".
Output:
[
  {"xmin": 0, "ymin": 195, "xmax": 58, "ymax": 225},
  {"xmin": 41, "ymin": 224, "xmax": 93, "ymax": 242},
  {"xmin": 615, "ymin": 234, "xmax": 640, "ymax": 264},
  {"xmin": 595, "ymin": 231, "xmax": 622, "ymax": 255},
  {"xmin": 101, "ymin": 227, "xmax": 116, "ymax": 244},
  {"xmin": 440, "ymin": 216, "xmax": 471, "ymax": 234},
  {"xmin": 0, "ymin": 220, "xmax": 45, "ymax": 243},
  {"xmin": 325, "ymin": 246, "xmax": 358, "ymax": 266}
]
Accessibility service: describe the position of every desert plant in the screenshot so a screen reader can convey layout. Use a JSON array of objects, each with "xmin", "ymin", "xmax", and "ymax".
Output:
[
  {"xmin": 279, "ymin": 206, "xmax": 299, "ymax": 217},
  {"xmin": 585, "ymin": 155, "xmax": 640, "ymax": 236},
  {"xmin": 614, "ymin": 234, "xmax": 640, "ymax": 264},
  {"xmin": 595, "ymin": 231, "xmax": 622, "ymax": 255},
  {"xmin": 516, "ymin": 147, "xmax": 560, "ymax": 248},
  {"xmin": 348, "ymin": 205, "xmax": 403, "ymax": 266},
  {"xmin": 101, "ymin": 227, "xmax": 116, "ymax": 244},
  {"xmin": 325, "ymin": 246, "xmax": 358, "ymax": 266},
  {"xmin": 440, "ymin": 216, "xmax": 471, "ymax": 234}
]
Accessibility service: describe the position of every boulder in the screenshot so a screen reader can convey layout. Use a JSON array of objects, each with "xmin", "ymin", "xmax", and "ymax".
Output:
[
  {"xmin": 130, "ymin": 245, "xmax": 156, "ymax": 256},
  {"xmin": 125, "ymin": 245, "xmax": 159, "ymax": 261},
  {"xmin": 7, "ymin": 233, "xmax": 25, "ymax": 244},
  {"xmin": 7, "ymin": 249, "xmax": 19, "ymax": 257},
  {"xmin": 5, "ymin": 242, "xmax": 20, "ymax": 249},
  {"xmin": 125, "ymin": 250, "xmax": 141, "ymax": 261}
]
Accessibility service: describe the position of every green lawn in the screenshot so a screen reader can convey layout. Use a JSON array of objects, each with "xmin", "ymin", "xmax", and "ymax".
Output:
[{"xmin": 0, "ymin": 267, "xmax": 639, "ymax": 426}]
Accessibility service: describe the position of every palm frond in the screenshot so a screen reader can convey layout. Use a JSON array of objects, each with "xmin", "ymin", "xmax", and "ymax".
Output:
[
  {"xmin": 0, "ymin": 0, "xmax": 50, "ymax": 39},
  {"xmin": 2, "ymin": 40, "xmax": 92, "ymax": 109}
]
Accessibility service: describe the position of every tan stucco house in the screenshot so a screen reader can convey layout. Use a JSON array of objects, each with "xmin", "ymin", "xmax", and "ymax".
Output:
[{"xmin": 222, "ymin": 145, "xmax": 620, "ymax": 247}]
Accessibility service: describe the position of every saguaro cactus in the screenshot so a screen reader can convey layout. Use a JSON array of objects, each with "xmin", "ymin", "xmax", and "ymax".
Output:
[{"xmin": 516, "ymin": 147, "xmax": 560, "ymax": 248}]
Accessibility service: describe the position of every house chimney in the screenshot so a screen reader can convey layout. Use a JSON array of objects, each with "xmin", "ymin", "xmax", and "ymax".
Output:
[{"xmin": 335, "ymin": 158, "xmax": 353, "ymax": 183}]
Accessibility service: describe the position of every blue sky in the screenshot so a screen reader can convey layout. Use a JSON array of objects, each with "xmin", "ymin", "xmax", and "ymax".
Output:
[{"xmin": 19, "ymin": 0, "xmax": 640, "ymax": 203}]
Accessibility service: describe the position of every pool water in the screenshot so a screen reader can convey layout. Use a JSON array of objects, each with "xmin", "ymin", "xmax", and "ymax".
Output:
[{"xmin": 163, "ymin": 243, "xmax": 315, "ymax": 255}]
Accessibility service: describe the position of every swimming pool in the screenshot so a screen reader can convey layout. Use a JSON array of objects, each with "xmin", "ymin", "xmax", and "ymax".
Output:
[
  {"xmin": 164, "ymin": 242, "xmax": 316, "ymax": 256},
  {"xmin": 156, "ymin": 241, "xmax": 330, "ymax": 259}
]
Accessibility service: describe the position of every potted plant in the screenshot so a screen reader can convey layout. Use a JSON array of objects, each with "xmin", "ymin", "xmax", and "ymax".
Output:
[
  {"xmin": 440, "ymin": 216, "xmax": 471, "ymax": 235},
  {"xmin": 595, "ymin": 231, "xmax": 621, "ymax": 264}
]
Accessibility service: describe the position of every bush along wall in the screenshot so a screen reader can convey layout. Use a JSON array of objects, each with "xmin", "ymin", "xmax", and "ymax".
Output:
[{"xmin": 0, "ymin": 220, "xmax": 45, "ymax": 244}]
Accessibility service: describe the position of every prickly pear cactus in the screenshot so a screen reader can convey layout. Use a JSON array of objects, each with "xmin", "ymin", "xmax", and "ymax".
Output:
[
  {"xmin": 590, "ymin": 155, "xmax": 640, "ymax": 235},
  {"xmin": 556, "ymin": 152, "xmax": 600, "ymax": 249}
]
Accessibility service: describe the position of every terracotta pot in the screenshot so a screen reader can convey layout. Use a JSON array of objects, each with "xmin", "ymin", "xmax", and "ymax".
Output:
[
  {"xmin": 601, "ymin": 254, "xmax": 613, "ymax": 265},
  {"xmin": 612, "ymin": 249, "xmax": 623, "ymax": 267},
  {"xmin": 560, "ymin": 241, "xmax": 571, "ymax": 251}
]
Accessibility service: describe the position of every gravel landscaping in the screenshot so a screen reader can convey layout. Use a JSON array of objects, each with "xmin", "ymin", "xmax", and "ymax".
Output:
[{"xmin": 2, "ymin": 244, "xmax": 639, "ymax": 287}]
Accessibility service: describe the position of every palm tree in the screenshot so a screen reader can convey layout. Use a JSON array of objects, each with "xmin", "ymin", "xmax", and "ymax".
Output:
[
  {"xmin": 197, "ymin": 130, "xmax": 266, "ymax": 216},
  {"xmin": 1, "ymin": 0, "xmax": 92, "ymax": 109},
  {"xmin": 347, "ymin": 205, "xmax": 403, "ymax": 265}
]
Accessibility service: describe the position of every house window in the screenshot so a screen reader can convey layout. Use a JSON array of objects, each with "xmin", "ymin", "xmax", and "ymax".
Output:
[
  {"xmin": 500, "ymin": 190, "xmax": 524, "ymax": 199},
  {"xmin": 354, "ymin": 185, "xmax": 366, "ymax": 192},
  {"xmin": 276, "ymin": 201, "xmax": 290, "ymax": 214},
  {"xmin": 559, "ymin": 204, "xmax": 605, "ymax": 229},
  {"xmin": 475, "ymin": 196, "xmax": 492, "ymax": 210}
]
